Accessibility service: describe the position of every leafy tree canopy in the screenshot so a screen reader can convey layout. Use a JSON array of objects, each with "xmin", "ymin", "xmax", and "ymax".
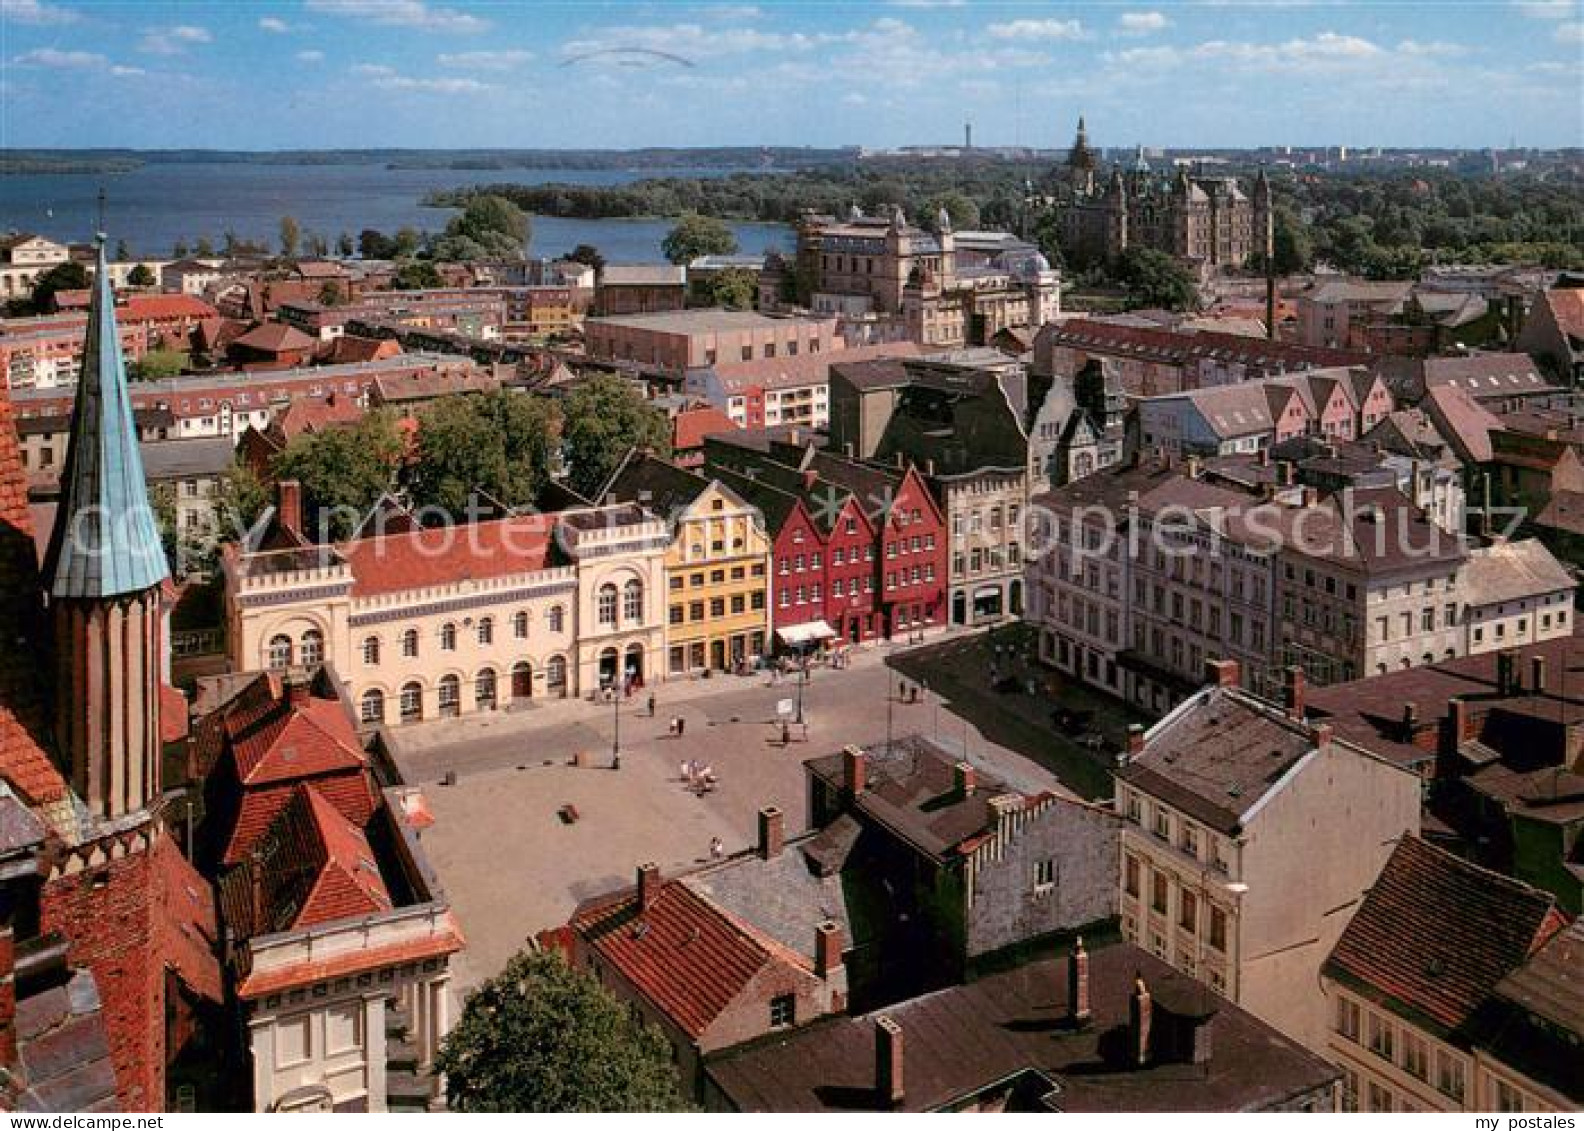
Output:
[
  {"xmin": 661, "ymin": 212, "xmax": 737, "ymax": 266},
  {"xmin": 279, "ymin": 215, "xmax": 300, "ymax": 259},
  {"xmin": 393, "ymin": 258, "xmax": 443, "ymax": 290},
  {"xmin": 213, "ymin": 459, "xmax": 271, "ymax": 543},
  {"xmin": 129, "ymin": 347, "xmax": 186, "ymax": 381},
  {"xmin": 433, "ymin": 194, "xmax": 530, "ymax": 261},
  {"xmin": 699, "ymin": 267, "xmax": 758, "ymax": 311},
  {"xmin": 30, "ymin": 261, "xmax": 89, "ymax": 314},
  {"xmin": 1115, "ymin": 246, "xmax": 1199, "ymax": 312},
  {"xmin": 566, "ymin": 243, "xmax": 605, "ymax": 272},
  {"xmin": 410, "ymin": 390, "xmax": 561, "ymax": 513},
  {"xmin": 436, "ymin": 949, "xmax": 692, "ymax": 1113},
  {"xmin": 127, "ymin": 263, "xmax": 157, "ymax": 287},
  {"xmin": 271, "ymin": 411, "xmax": 404, "ymax": 540},
  {"xmin": 561, "ymin": 374, "xmax": 670, "ymax": 500}
]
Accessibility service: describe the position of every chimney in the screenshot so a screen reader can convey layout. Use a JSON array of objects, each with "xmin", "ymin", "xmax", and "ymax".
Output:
[
  {"xmin": 1129, "ymin": 975, "xmax": 1153, "ymax": 1067},
  {"xmin": 1205, "ymin": 658, "xmax": 1240, "ymax": 688},
  {"xmin": 843, "ymin": 441, "xmax": 855, "ymax": 458},
  {"xmin": 1067, "ymin": 936, "xmax": 1091, "ymax": 1027},
  {"xmin": 1401, "ymin": 701, "xmax": 1417, "ymax": 741},
  {"xmin": 1532, "ymin": 655, "xmax": 1547, "ymax": 695},
  {"xmin": 926, "ymin": 458, "xmax": 936, "ymax": 477},
  {"xmin": 278, "ymin": 479, "xmax": 303, "ymax": 535},
  {"xmin": 1126, "ymin": 724, "xmax": 1145, "ymax": 756},
  {"xmin": 1282, "ymin": 665, "xmax": 1306, "ymax": 722},
  {"xmin": 843, "ymin": 744, "xmax": 867, "ymax": 796},
  {"xmin": 1443, "ymin": 696, "xmax": 1470, "ymax": 757},
  {"xmin": 1186, "ymin": 454, "xmax": 1202, "ymax": 480},
  {"xmin": 953, "ymin": 761, "xmax": 977, "ymax": 798},
  {"xmin": 637, "ymin": 862, "xmax": 660, "ymax": 911},
  {"xmin": 815, "ymin": 920, "xmax": 844, "ymax": 979},
  {"xmin": 1497, "ymin": 649, "xmax": 1519, "ymax": 696},
  {"xmin": 0, "ymin": 926, "xmax": 15, "ymax": 1069},
  {"xmin": 757, "ymin": 805, "xmax": 785, "ymax": 860},
  {"xmin": 874, "ymin": 1016, "xmax": 904, "ymax": 1108}
]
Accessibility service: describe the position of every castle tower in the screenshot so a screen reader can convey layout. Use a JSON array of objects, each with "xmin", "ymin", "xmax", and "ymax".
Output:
[
  {"xmin": 1106, "ymin": 167, "xmax": 1130, "ymax": 258},
  {"xmin": 41, "ymin": 235, "xmax": 169, "ymax": 820},
  {"xmin": 1066, "ymin": 115, "xmax": 1097, "ymax": 196}
]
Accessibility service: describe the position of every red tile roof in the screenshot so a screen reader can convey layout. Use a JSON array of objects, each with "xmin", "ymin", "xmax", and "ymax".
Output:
[
  {"xmin": 0, "ymin": 381, "xmax": 67, "ymax": 806},
  {"xmin": 1324, "ymin": 836, "xmax": 1563, "ymax": 1036},
  {"xmin": 231, "ymin": 322, "xmax": 316, "ymax": 355},
  {"xmin": 321, "ymin": 335, "xmax": 401, "ymax": 366},
  {"xmin": 571, "ymin": 879, "xmax": 791, "ymax": 1039},
  {"xmin": 152, "ymin": 835, "xmax": 222, "ymax": 1002},
  {"xmin": 236, "ymin": 913, "xmax": 465, "ymax": 999},
  {"xmin": 272, "ymin": 391, "xmax": 365, "ymax": 440},
  {"xmin": 340, "ymin": 513, "xmax": 556, "ymax": 597},
  {"xmin": 1541, "ymin": 287, "xmax": 1584, "ymax": 341},
  {"xmin": 227, "ymin": 691, "xmax": 367, "ymax": 787},
  {"xmin": 121, "ymin": 294, "xmax": 216, "ymax": 323},
  {"xmin": 160, "ymin": 683, "xmax": 190, "ymax": 745},
  {"xmin": 672, "ymin": 404, "xmax": 737, "ymax": 452}
]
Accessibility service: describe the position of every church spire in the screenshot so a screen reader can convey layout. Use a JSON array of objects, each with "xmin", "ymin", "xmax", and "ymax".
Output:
[{"xmin": 42, "ymin": 235, "xmax": 168, "ymax": 599}]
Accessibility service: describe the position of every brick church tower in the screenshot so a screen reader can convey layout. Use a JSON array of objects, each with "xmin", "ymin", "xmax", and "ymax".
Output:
[{"xmin": 7, "ymin": 235, "xmax": 191, "ymax": 1110}]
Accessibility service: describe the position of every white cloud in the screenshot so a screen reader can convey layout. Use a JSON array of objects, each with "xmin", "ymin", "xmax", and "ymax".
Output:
[
  {"xmin": 352, "ymin": 61, "xmax": 487, "ymax": 92},
  {"xmin": 1395, "ymin": 39, "xmax": 1469, "ymax": 57},
  {"xmin": 1118, "ymin": 10, "xmax": 1170, "ymax": 33},
  {"xmin": 710, "ymin": 5, "xmax": 763, "ymax": 18},
  {"xmin": 109, "ymin": 64, "xmax": 145, "ymax": 77},
  {"xmin": 306, "ymin": 0, "xmax": 487, "ymax": 33},
  {"xmin": 258, "ymin": 16, "xmax": 290, "ymax": 32},
  {"xmin": 986, "ymin": 18, "xmax": 1084, "ymax": 41},
  {"xmin": 1513, "ymin": 0, "xmax": 1576, "ymax": 17},
  {"xmin": 437, "ymin": 49, "xmax": 532, "ymax": 70},
  {"xmin": 140, "ymin": 25, "xmax": 212, "ymax": 55},
  {"xmin": 562, "ymin": 22, "xmax": 837, "ymax": 61},
  {"xmin": 1556, "ymin": 19, "xmax": 1584, "ymax": 40},
  {"xmin": 297, "ymin": 49, "xmax": 326, "ymax": 62},
  {"xmin": 14, "ymin": 46, "xmax": 103, "ymax": 67},
  {"xmin": 1, "ymin": 0, "xmax": 77, "ymax": 25}
]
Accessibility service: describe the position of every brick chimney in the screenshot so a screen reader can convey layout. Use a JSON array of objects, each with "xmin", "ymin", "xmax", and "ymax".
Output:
[
  {"xmin": 815, "ymin": 920, "xmax": 844, "ymax": 979},
  {"xmin": 286, "ymin": 678, "xmax": 312, "ymax": 706},
  {"xmin": 277, "ymin": 479, "xmax": 303, "ymax": 536},
  {"xmin": 637, "ymin": 862, "xmax": 660, "ymax": 911},
  {"xmin": 1401, "ymin": 701, "xmax": 1417, "ymax": 742},
  {"xmin": 875, "ymin": 1015, "xmax": 904, "ymax": 1108},
  {"xmin": 758, "ymin": 805, "xmax": 785, "ymax": 860},
  {"xmin": 1129, "ymin": 974, "xmax": 1153, "ymax": 1067},
  {"xmin": 0, "ymin": 925, "xmax": 15, "ymax": 1069},
  {"xmin": 1205, "ymin": 658, "xmax": 1240, "ymax": 688},
  {"xmin": 843, "ymin": 744, "xmax": 867, "ymax": 796},
  {"xmin": 1282, "ymin": 666, "xmax": 1306, "ymax": 722},
  {"xmin": 1497, "ymin": 649, "xmax": 1519, "ymax": 696},
  {"xmin": 953, "ymin": 761, "xmax": 977, "ymax": 798},
  {"xmin": 1443, "ymin": 697, "xmax": 1471, "ymax": 757},
  {"xmin": 1126, "ymin": 724, "xmax": 1146, "ymax": 756},
  {"xmin": 1067, "ymin": 936, "xmax": 1091, "ymax": 1027}
]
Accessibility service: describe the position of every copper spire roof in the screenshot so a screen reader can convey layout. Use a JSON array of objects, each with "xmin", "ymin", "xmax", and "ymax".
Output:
[{"xmin": 40, "ymin": 238, "xmax": 169, "ymax": 599}]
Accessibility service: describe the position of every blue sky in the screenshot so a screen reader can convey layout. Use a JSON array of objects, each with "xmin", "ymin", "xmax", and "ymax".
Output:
[{"xmin": 2, "ymin": 0, "xmax": 1581, "ymax": 150}]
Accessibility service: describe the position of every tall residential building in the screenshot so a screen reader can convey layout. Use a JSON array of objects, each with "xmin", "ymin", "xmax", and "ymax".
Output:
[{"xmin": 1116, "ymin": 660, "xmax": 1422, "ymax": 1050}]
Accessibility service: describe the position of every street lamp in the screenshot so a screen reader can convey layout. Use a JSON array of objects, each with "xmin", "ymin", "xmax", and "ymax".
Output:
[
  {"xmin": 794, "ymin": 652, "xmax": 810, "ymax": 724},
  {"xmin": 611, "ymin": 681, "xmax": 621, "ymax": 769}
]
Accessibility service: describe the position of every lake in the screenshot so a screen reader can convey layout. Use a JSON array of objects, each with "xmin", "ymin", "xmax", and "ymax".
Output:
[{"xmin": 0, "ymin": 162, "xmax": 792, "ymax": 263}]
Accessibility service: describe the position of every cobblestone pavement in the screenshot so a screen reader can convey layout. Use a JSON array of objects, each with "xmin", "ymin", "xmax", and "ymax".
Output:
[{"xmin": 388, "ymin": 624, "xmax": 1129, "ymax": 993}]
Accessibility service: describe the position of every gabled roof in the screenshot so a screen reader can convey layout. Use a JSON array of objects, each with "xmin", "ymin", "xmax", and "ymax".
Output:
[
  {"xmin": 39, "ymin": 240, "xmax": 169, "ymax": 600},
  {"xmin": 120, "ymin": 293, "xmax": 216, "ymax": 323},
  {"xmin": 1470, "ymin": 919, "xmax": 1583, "ymax": 1104},
  {"xmin": 1421, "ymin": 383, "xmax": 1502, "ymax": 464},
  {"xmin": 218, "ymin": 783, "xmax": 393, "ymax": 938},
  {"xmin": 231, "ymin": 321, "xmax": 315, "ymax": 355},
  {"xmin": 226, "ymin": 688, "xmax": 367, "ymax": 787},
  {"xmin": 152, "ymin": 835, "xmax": 222, "ymax": 1002},
  {"xmin": 1462, "ymin": 540, "xmax": 1576, "ymax": 608},
  {"xmin": 571, "ymin": 877, "xmax": 790, "ymax": 1039},
  {"xmin": 672, "ymin": 404, "xmax": 737, "ymax": 452},
  {"xmin": 338, "ymin": 513, "xmax": 555, "ymax": 597},
  {"xmin": 1324, "ymin": 836, "xmax": 1562, "ymax": 1038},
  {"xmin": 601, "ymin": 447, "xmax": 711, "ymax": 516}
]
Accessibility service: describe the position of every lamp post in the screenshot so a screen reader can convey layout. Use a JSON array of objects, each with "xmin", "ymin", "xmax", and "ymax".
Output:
[
  {"xmin": 794, "ymin": 652, "xmax": 809, "ymax": 724},
  {"xmin": 611, "ymin": 681, "xmax": 621, "ymax": 769}
]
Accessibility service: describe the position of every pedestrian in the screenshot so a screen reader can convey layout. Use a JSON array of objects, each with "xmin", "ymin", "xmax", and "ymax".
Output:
[
  {"xmin": 710, "ymin": 836, "xmax": 724, "ymax": 859},
  {"xmin": 677, "ymin": 716, "xmax": 687, "ymax": 737},
  {"xmin": 679, "ymin": 760, "xmax": 689, "ymax": 782},
  {"xmin": 647, "ymin": 692, "xmax": 656, "ymax": 717},
  {"xmin": 781, "ymin": 720, "xmax": 791, "ymax": 746}
]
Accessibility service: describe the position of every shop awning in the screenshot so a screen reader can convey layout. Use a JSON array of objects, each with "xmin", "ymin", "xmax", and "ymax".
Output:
[{"xmin": 777, "ymin": 620, "xmax": 837, "ymax": 646}]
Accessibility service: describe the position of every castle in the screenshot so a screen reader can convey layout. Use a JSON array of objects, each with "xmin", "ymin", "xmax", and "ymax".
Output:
[{"xmin": 1056, "ymin": 118, "xmax": 1272, "ymax": 272}]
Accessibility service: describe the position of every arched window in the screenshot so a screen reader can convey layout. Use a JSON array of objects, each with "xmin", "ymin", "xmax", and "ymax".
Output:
[
  {"xmin": 623, "ymin": 579, "xmax": 643, "ymax": 623},
  {"xmin": 399, "ymin": 682, "xmax": 423, "ymax": 722},
  {"xmin": 360, "ymin": 689, "xmax": 385, "ymax": 724},
  {"xmin": 362, "ymin": 636, "xmax": 381, "ymax": 666},
  {"xmin": 548, "ymin": 605, "xmax": 565, "ymax": 634},
  {"xmin": 597, "ymin": 584, "xmax": 618, "ymax": 626},
  {"xmin": 438, "ymin": 674, "xmax": 461, "ymax": 717},
  {"xmin": 401, "ymin": 628, "xmax": 419, "ymax": 658},
  {"xmin": 475, "ymin": 668, "xmax": 497, "ymax": 708},
  {"xmin": 440, "ymin": 623, "xmax": 458, "ymax": 651},
  {"xmin": 267, "ymin": 634, "xmax": 293, "ymax": 669},
  {"xmin": 513, "ymin": 610, "xmax": 529, "ymax": 639},
  {"xmin": 547, "ymin": 654, "xmax": 567, "ymax": 695},
  {"xmin": 477, "ymin": 617, "xmax": 494, "ymax": 646},
  {"xmin": 299, "ymin": 629, "xmax": 323, "ymax": 666}
]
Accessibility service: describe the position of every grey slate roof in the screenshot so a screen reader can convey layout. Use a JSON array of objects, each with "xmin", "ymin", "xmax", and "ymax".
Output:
[{"xmin": 40, "ymin": 241, "xmax": 169, "ymax": 599}]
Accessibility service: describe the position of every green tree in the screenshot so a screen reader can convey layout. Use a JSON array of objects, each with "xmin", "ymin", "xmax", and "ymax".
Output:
[
  {"xmin": 319, "ymin": 281, "xmax": 344, "ymax": 306},
  {"xmin": 433, "ymin": 194, "xmax": 530, "ymax": 261},
  {"xmin": 662, "ymin": 213, "xmax": 737, "ymax": 266},
  {"xmin": 150, "ymin": 481, "xmax": 180, "ymax": 575},
  {"xmin": 114, "ymin": 238, "xmax": 130, "ymax": 262},
  {"xmin": 213, "ymin": 460, "xmax": 272, "ymax": 542},
  {"xmin": 566, "ymin": 243, "xmax": 605, "ymax": 272},
  {"xmin": 410, "ymin": 390, "xmax": 561, "ymax": 513},
  {"xmin": 337, "ymin": 231, "xmax": 355, "ymax": 257},
  {"xmin": 272, "ymin": 412, "xmax": 404, "ymax": 540},
  {"xmin": 925, "ymin": 191, "xmax": 981, "ymax": 233},
  {"xmin": 561, "ymin": 374, "xmax": 670, "ymax": 499},
  {"xmin": 360, "ymin": 229, "xmax": 397, "ymax": 259},
  {"xmin": 129, "ymin": 347, "xmax": 186, "ymax": 380},
  {"xmin": 393, "ymin": 258, "xmax": 443, "ymax": 290},
  {"xmin": 127, "ymin": 263, "xmax": 157, "ymax": 287},
  {"xmin": 29, "ymin": 261, "xmax": 90, "ymax": 313},
  {"xmin": 436, "ymin": 949, "xmax": 691, "ymax": 1113},
  {"xmin": 699, "ymin": 267, "xmax": 758, "ymax": 311},
  {"xmin": 1270, "ymin": 206, "xmax": 1313, "ymax": 275},
  {"xmin": 394, "ymin": 227, "xmax": 422, "ymax": 258},
  {"xmin": 195, "ymin": 236, "xmax": 215, "ymax": 258},
  {"xmin": 173, "ymin": 239, "xmax": 190, "ymax": 259},
  {"xmin": 306, "ymin": 232, "xmax": 329, "ymax": 258},
  {"xmin": 1115, "ymin": 247, "xmax": 1198, "ymax": 312},
  {"xmin": 279, "ymin": 215, "xmax": 300, "ymax": 259}
]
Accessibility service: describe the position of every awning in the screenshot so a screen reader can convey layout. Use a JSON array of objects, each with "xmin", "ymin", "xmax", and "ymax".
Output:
[{"xmin": 777, "ymin": 620, "xmax": 836, "ymax": 646}]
